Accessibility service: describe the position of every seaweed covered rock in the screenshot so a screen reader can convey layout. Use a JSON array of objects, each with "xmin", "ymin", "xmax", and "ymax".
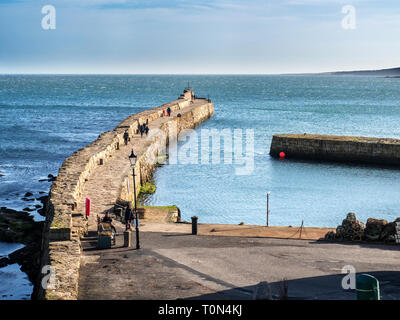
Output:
[{"xmin": 0, "ymin": 207, "xmax": 43, "ymax": 243}]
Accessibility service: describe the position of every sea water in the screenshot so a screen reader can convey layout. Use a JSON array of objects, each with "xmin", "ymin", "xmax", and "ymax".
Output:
[{"xmin": 1, "ymin": 75, "xmax": 400, "ymax": 297}]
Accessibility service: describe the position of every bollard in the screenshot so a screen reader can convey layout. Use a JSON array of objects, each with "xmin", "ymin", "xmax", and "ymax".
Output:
[
  {"xmin": 356, "ymin": 274, "xmax": 380, "ymax": 300},
  {"xmin": 191, "ymin": 216, "xmax": 198, "ymax": 235},
  {"xmin": 124, "ymin": 230, "xmax": 131, "ymax": 247}
]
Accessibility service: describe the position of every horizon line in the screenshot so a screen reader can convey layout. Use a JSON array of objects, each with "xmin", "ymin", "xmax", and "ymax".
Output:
[{"xmin": 1, "ymin": 65, "xmax": 398, "ymax": 76}]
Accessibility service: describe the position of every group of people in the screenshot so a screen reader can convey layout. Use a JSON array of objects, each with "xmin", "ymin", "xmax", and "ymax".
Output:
[
  {"xmin": 139, "ymin": 123, "xmax": 149, "ymax": 137},
  {"xmin": 162, "ymin": 107, "xmax": 172, "ymax": 117},
  {"xmin": 122, "ymin": 123, "xmax": 149, "ymax": 146},
  {"xmin": 100, "ymin": 204, "xmax": 138, "ymax": 234},
  {"xmin": 123, "ymin": 107, "xmax": 174, "ymax": 146}
]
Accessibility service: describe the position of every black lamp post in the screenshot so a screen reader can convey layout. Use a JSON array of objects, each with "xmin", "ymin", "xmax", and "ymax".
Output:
[{"xmin": 129, "ymin": 149, "xmax": 140, "ymax": 249}]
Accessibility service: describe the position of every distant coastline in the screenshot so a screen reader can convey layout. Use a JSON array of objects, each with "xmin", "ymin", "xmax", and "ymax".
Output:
[{"xmin": 323, "ymin": 66, "xmax": 400, "ymax": 77}]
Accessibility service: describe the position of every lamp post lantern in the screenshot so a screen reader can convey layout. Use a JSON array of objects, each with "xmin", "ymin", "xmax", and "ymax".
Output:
[{"xmin": 129, "ymin": 150, "xmax": 140, "ymax": 249}]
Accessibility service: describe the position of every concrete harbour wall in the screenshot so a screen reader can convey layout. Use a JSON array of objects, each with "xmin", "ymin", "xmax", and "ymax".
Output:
[{"xmin": 270, "ymin": 134, "xmax": 400, "ymax": 166}]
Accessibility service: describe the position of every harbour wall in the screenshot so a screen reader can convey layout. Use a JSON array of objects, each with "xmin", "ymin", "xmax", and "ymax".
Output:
[
  {"xmin": 36, "ymin": 90, "xmax": 213, "ymax": 299},
  {"xmin": 270, "ymin": 134, "xmax": 400, "ymax": 165}
]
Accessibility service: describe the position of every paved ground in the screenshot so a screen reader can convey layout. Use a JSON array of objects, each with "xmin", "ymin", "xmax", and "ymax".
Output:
[{"xmin": 78, "ymin": 226, "xmax": 400, "ymax": 300}]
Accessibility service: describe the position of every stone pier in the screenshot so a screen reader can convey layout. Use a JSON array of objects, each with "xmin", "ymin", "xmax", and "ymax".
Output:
[{"xmin": 37, "ymin": 89, "xmax": 213, "ymax": 300}]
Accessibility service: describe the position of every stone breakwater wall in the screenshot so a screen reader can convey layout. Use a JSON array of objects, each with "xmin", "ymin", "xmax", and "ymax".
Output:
[
  {"xmin": 36, "ymin": 90, "xmax": 213, "ymax": 300},
  {"xmin": 270, "ymin": 134, "xmax": 400, "ymax": 166}
]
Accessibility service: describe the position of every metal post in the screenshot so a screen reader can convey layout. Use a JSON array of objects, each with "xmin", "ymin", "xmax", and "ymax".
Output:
[
  {"xmin": 191, "ymin": 216, "xmax": 198, "ymax": 235},
  {"xmin": 124, "ymin": 230, "xmax": 131, "ymax": 247},
  {"xmin": 267, "ymin": 192, "xmax": 270, "ymax": 227},
  {"xmin": 133, "ymin": 167, "xmax": 140, "ymax": 249}
]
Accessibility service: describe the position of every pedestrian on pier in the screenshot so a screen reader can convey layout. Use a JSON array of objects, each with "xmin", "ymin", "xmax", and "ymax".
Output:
[
  {"xmin": 139, "ymin": 124, "xmax": 144, "ymax": 137},
  {"xmin": 125, "ymin": 205, "xmax": 133, "ymax": 231},
  {"xmin": 167, "ymin": 107, "xmax": 171, "ymax": 117},
  {"xmin": 144, "ymin": 124, "xmax": 149, "ymax": 136},
  {"xmin": 123, "ymin": 130, "xmax": 129, "ymax": 145},
  {"xmin": 162, "ymin": 109, "xmax": 166, "ymax": 117}
]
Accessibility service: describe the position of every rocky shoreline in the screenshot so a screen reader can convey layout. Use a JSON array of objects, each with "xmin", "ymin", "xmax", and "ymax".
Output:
[{"xmin": 0, "ymin": 191, "xmax": 49, "ymax": 299}]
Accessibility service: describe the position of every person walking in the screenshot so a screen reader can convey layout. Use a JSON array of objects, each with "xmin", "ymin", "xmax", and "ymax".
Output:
[
  {"xmin": 167, "ymin": 107, "xmax": 171, "ymax": 117},
  {"xmin": 162, "ymin": 109, "xmax": 166, "ymax": 117},
  {"xmin": 123, "ymin": 130, "xmax": 129, "ymax": 145},
  {"xmin": 144, "ymin": 124, "xmax": 149, "ymax": 136},
  {"xmin": 139, "ymin": 124, "xmax": 144, "ymax": 137},
  {"xmin": 124, "ymin": 204, "xmax": 133, "ymax": 231}
]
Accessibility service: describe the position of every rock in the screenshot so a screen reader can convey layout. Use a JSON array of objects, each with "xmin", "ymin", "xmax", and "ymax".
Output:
[
  {"xmin": 365, "ymin": 218, "xmax": 387, "ymax": 241},
  {"xmin": 0, "ymin": 207, "xmax": 44, "ymax": 300},
  {"xmin": 340, "ymin": 213, "xmax": 365, "ymax": 241},
  {"xmin": 324, "ymin": 231, "xmax": 336, "ymax": 241},
  {"xmin": 0, "ymin": 229, "xmax": 18, "ymax": 243},
  {"xmin": 21, "ymin": 197, "xmax": 34, "ymax": 202},
  {"xmin": 24, "ymin": 192, "xmax": 33, "ymax": 198},
  {"xmin": 8, "ymin": 242, "xmax": 42, "ymax": 285},
  {"xmin": 380, "ymin": 222, "xmax": 397, "ymax": 242},
  {"xmin": 0, "ymin": 207, "xmax": 44, "ymax": 244},
  {"xmin": 345, "ymin": 212, "xmax": 357, "ymax": 222},
  {"xmin": 22, "ymin": 207, "xmax": 35, "ymax": 212},
  {"xmin": 36, "ymin": 195, "xmax": 48, "ymax": 204},
  {"xmin": 36, "ymin": 195, "xmax": 48, "ymax": 217},
  {"xmin": 39, "ymin": 174, "xmax": 56, "ymax": 182},
  {"xmin": 325, "ymin": 212, "xmax": 365, "ymax": 241},
  {"xmin": 252, "ymin": 281, "xmax": 272, "ymax": 300},
  {"xmin": 0, "ymin": 257, "xmax": 10, "ymax": 268}
]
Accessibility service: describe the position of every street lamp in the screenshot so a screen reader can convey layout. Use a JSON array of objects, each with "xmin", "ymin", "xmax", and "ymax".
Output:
[
  {"xmin": 267, "ymin": 192, "xmax": 271, "ymax": 227},
  {"xmin": 129, "ymin": 149, "xmax": 140, "ymax": 249}
]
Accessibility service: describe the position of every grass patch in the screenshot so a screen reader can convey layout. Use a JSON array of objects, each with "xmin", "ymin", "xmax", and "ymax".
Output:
[
  {"xmin": 139, "ymin": 180, "xmax": 156, "ymax": 195},
  {"xmin": 139, "ymin": 205, "xmax": 178, "ymax": 210}
]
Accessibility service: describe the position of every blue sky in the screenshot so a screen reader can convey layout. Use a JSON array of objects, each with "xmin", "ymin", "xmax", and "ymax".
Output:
[{"xmin": 0, "ymin": 0, "xmax": 399, "ymax": 74}]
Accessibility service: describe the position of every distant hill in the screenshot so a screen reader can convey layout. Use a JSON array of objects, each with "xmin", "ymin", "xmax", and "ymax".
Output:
[{"xmin": 325, "ymin": 67, "xmax": 400, "ymax": 76}]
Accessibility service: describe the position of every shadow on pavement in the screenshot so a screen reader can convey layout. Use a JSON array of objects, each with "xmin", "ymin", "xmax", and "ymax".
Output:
[{"xmin": 186, "ymin": 271, "xmax": 400, "ymax": 300}]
